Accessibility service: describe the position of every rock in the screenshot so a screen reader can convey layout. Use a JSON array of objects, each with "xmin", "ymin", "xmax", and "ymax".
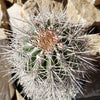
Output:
[
  {"xmin": 22, "ymin": 0, "xmax": 100, "ymax": 31},
  {"xmin": 7, "ymin": 3, "xmax": 24, "ymax": 32},
  {"xmin": 89, "ymin": 34, "xmax": 100, "ymax": 55},
  {"xmin": 0, "ymin": 0, "xmax": 9, "ymax": 29},
  {"xmin": 6, "ymin": 0, "xmax": 14, "ymax": 4},
  {"xmin": 0, "ymin": 28, "xmax": 7, "ymax": 40},
  {"xmin": 87, "ymin": 0, "xmax": 100, "ymax": 5},
  {"xmin": 66, "ymin": 0, "xmax": 100, "ymax": 28},
  {"xmin": 84, "ymin": 34, "xmax": 100, "ymax": 56},
  {"xmin": 16, "ymin": 90, "xmax": 24, "ymax": 100},
  {"xmin": 21, "ymin": 0, "xmax": 65, "ymax": 19}
]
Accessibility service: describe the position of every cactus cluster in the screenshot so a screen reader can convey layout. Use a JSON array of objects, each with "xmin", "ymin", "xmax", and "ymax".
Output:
[{"xmin": 4, "ymin": 3, "xmax": 96, "ymax": 100}]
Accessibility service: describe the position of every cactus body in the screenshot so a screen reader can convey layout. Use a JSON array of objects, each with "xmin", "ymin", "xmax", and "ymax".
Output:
[{"xmin": 5, "ymin": 2, "xmax": 97, "ymax": 100}]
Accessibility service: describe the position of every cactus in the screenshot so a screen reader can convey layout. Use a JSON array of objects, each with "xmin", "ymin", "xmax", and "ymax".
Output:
[{"xmin": 3, "ymin": 2, "xmax": 97, "ymax": 100}]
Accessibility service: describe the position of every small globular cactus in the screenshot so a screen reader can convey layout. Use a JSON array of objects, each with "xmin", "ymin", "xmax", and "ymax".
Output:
[{"xmin": 5, "ymin": 2, "xmax": 97, "ymax": 100}]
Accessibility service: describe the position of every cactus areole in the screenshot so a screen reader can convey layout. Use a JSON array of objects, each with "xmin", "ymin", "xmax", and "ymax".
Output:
[{"xmin": 36, "ymin": 29, "xmax": 60, "ymax": 55}]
